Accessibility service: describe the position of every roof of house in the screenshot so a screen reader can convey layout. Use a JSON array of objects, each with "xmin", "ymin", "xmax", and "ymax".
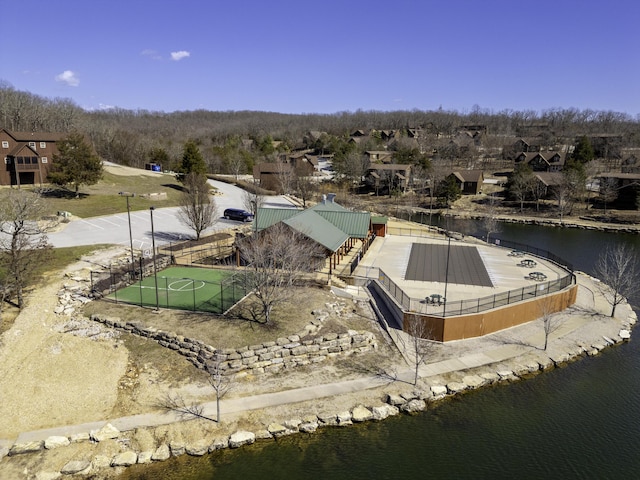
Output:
[
  {"xmin": 534, "ymin": 172, "xmax": 564, "ymax": 186},
  {"xmin": 253, "ymin": 162, "xmax": 293, "ymax": 174},
  {"xmin": 367, "ymin": 164, "xmax": 412, "ymax": 172},
  {"xmin": 255, "ymin": 207, "xmax": 300, "ymax": 231},
  {"xmin": 283, "ymin": 210, "xmax": 349, "ymax": 252},
  {"xmin": 7, "ymin": 143, "xmax": 39, "ymax": 156},
  {"xmin": 3, "ymin": 129, "xmax": 66, "ymax": 142},
  {"xmin": 452, "ymin": 169, "xmax": 484, "ymax": 182},
  {"xmin": 313, "ymin": 210, "xmax": 370, "ymax": 238},
  {"xmin": 256, "ymin": 198, "xmax": 371, "ymax": 252}
]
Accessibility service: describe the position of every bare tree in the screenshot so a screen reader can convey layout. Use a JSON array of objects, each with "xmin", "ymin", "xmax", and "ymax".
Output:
[
  {"xmin": 237, "ymin": 223, "xmax": 324, "ymax": 324},
  {"xmin": 159, "ymin": 392, "xmax": 212, "ymax": 422},
  {"xmin": 294, "ymin": 174, "xmax": 316, "ymax": 208},
  {"xmin": 509, "ymin": 165, "xmax": 535, "ymax": 213},
  {"xmin": 538, "ymin": 296, "xmax": 562, "ymax": 351},
  {"xmin": 0, "ymin": 189, "xmax": 53, "ymax": 309},
  {"xmin": 593, "ymin": 243, "xmax": 640, "ymax": 317},
  {"xmin": 274, "ymin": 162, "xmax": 296, "ymax": 194},
  {"xmin": 425, "ymin": 160, "xmax": 448, "ymax": 225},
  {"xmin": 397, "ymin": 315, "xmax": 437, "ymax": 386},
  {"xmin": 208, "ymin": 353, "xmax": 232, "ymax": 423},
  {"xmin": 177, "ymin": 173, "xmax": 218, "ymax": 240},
  {"xmin": 552, "ymin": 182, "xmax": 573, "ymax": 222},
  {"xmin": 599, "ymin": 177, "xmax": 619, "ymax": 215},
  {"xmin": 227, "ymin": 152, "xmax": 246, "ymax": 181},
  {"xmin": 482, "ymin": 194, "xmax": 500, "ymax": 244},
  {"xmin": 242, "ymin": 183, "xmax": 265, "ymax": 217},
  {"xmin": 530, "ymin": 177, "xmax": 548, "ymax": 212},
  {"xmin": 340, "ymin": 152, "xmax": 370, "ymax": 192},
  {"xmin": 159, "ymin": 353, "xmax": 231, "ymax": 423}
]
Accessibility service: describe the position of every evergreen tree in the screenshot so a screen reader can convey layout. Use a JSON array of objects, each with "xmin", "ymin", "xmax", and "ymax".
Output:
[
  {"xmin": 437, "ymin": 175, "xmax": 462, "ymax": 206},
  {"xmin": 572, "ymin": 136, "xmax": 595, "ymax": 163},
  {"xmin": 48, "ymin": 132, "xmax": 103, "ymax": 193},
  {"xmin": 178, "ymin": 140, "xmax": 207, "ymax": 176}
]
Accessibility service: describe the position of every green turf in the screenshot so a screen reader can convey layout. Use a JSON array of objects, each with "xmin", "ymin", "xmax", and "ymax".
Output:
[{"xmin": 108, "ymin": 266, "xmax": 247, "ymax": 313}]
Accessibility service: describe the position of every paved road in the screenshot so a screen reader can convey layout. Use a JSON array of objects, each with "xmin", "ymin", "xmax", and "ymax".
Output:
[{"xmin": 47, "ymin": 180, "xmax": 297, "ymax": 250}]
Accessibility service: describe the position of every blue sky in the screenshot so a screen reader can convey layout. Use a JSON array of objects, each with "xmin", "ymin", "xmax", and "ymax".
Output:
[{"xmin": 1, "ymin": 0, "xmax": 639, "ymax": 116}]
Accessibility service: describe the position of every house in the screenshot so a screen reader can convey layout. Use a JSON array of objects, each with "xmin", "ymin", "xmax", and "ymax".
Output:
[
  {"xmin": 253, "ymin": 152, "xmax": 316, "ymax": 192},
  {"xmin": 513, "ymin": 138, "xmax": 542, "ymax": 153},
  {"xmin": 253, "ymin": 163, "xmax": 295, "ymax": 192},
  {"xmin": 0, "ymin": 129, "xmax": 66, "ymax": 186},
  {"xmin": 365, "ymin": 150, "xmax": 394, "ymax": 164},
  {"xmin": 449, "ymin": 170, "xmax": 484, "ymax": 195},
  {"xmin": 365, "ymin": 164, "xmax": 412, "ymax": 194},
  {"xmin": 596, "ymin": 172, "xmax": 640, "ymax": 207},
  {"xmin": 514, "ymin": 151, "xmax": 566, "ymax": 172},
  {"xmin": 533, "ymin": 172, "xmax": 564, "ymax": 198},
  {"xmin": 621, "ymin": 155, "xmax": 639, "ymax": 174}
]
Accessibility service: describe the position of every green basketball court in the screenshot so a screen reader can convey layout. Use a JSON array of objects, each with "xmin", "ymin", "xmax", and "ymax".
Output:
[{"xmin": 108, "ymin": 266, "xmax": 247, "ymax": 313}]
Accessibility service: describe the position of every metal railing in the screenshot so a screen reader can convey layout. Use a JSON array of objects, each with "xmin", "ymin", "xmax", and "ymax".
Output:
[{"xmin": 376, "ymin": 243, "xmax": 575, "ymax": 318}]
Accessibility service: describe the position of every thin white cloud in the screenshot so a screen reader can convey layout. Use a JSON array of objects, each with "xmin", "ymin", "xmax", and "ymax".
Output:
[
  {"xmin": 55, "ymin": 70, "xmax": 80, "ymax": 87},
  {"xmin": 170, "ymin": 50, "xmax": 190, "ymax": 61},
  {"xmin": 141, "ymin": 49, "xmax": 163, "ymax": 60}
]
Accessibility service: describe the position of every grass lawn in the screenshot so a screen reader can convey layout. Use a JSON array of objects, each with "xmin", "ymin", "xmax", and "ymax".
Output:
[
  {"xmin": 83, "ymin": 284, "xmax": 369, "ymax": 349},
  {"xmin": 108, "ymin": 266, "xmax": 247, "ymax": 314},
  {"xmin": 37, "ymin": 170, "xmax": 188, "ymax": 218}
]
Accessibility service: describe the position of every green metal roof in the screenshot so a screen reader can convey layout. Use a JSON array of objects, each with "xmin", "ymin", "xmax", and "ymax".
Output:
[
  {"xmin": 255, "ymin": 201, "xmax": 371, "ymax": 252},
  {"xmin": 370, "ymin": 215, "xmax": 388, "ymax": 224},
  {"xmin": 310, "ymin": 200, "xmax": 349, "ymax": 212},
  {"xmin": 283, "ymin": 210, "xmax": 349, "ymax": 252},
  {"xmin": 255, "ymin": 207, "xmax": 299, "ymax": 231},
  {"xmin": 314, "ymin": 210, "xmax": 370, "ymax": 239}
]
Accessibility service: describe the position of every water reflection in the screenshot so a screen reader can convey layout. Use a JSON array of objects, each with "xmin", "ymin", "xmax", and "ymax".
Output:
[{"xmin": 122, "ymin": 219, "xmax": 640, "ymax": 480}]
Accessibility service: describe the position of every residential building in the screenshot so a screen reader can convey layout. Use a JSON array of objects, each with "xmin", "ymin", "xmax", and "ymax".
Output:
[{"xmin": 0, "ymin": 129, "xmax": 65, "ymax": 186}]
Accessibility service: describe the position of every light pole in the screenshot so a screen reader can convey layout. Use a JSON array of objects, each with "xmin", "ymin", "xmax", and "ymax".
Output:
[
  {"xmin": 149, "ymin": 206, "xmax": 160, "ymax": 311},
  {"xmin": 443, "ymin": 233, "xmax": 451, "ymax": 316},
  {"xmin": 119, "ymin": 192, "xmax": 136, "ymax": 276}
]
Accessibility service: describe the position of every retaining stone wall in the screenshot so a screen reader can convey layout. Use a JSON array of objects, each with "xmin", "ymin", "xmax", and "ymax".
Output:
[{"xmin": 91, "ymin": 314, "xmax": 377, "ymax": 377}]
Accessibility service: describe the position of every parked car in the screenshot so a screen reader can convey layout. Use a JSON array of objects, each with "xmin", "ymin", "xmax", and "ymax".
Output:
[{"xmin": 223, "ymin": 208, "xmax": 254, "ymax": 222}]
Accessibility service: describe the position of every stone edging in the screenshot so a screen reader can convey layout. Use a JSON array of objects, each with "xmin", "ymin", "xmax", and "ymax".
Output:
[
  {"xmin": 445, "ymin": 211, "xmax": 640, "ymax": 234},
  {"xmin": 91, "ymin": 313, "xmax": 377, "ymax": 377},
  {"xmin": 2, "ymin": 327, "xmax": 634, "ymax": 477}
]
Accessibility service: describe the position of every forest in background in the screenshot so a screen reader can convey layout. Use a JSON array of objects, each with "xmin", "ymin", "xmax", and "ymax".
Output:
[{"xmin": 2, "ymin": 82, "xmax": 640, "ymax": 177}]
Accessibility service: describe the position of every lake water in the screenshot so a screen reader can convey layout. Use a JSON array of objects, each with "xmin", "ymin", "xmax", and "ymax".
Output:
[{"xmin": 123, "ymin": 220, "xmax": 640, "ymax": 480}]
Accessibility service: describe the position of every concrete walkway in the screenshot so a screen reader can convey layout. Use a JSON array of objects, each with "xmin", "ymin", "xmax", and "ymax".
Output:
[{"xmin": 4, "ymin": 270, "xmax": 634, "ymax": 451}]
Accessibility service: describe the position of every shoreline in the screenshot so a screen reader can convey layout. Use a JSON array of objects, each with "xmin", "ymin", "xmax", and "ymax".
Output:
[{"xmin": 0, "ymin": 267, "xmax": 636, "ymax": 478}]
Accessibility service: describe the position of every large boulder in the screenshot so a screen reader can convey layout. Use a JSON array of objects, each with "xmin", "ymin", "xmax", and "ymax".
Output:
[
  {"xmin": 186, "ymin": 440, "xmax": 210, "ymax": 456},
  {"xmin": 229, "ymin": 431, "xmax": 255, "ymax": 448},
  {"xmin": 371, "ymin": 404, "xmax": 399, "ymax": 420},
  {"xmin": 401, "ymin": 399, "xmax": 426, "ymax": 413},
  {"xmin": 90, "ymin": 423, "xmax": 120, "ymax": 442},
  {"xmin": 60, "ymin": 460, "xmax": 91, "ymax": 475},
  {"xmin": 351, "ymin": 405, "xmax": 373, "ymax": 422},
  {"xmin": 9, "ymin": 441, "xmax": 43, "ymax": 455},
  {"xmin": 111, "ymin": 451, "xmax": 138, "ymax": 467},
  {"xmin": 44, "ymin": 436, "xmax": 70, "ymax": 449},
  {"xmin": 267, "ymin": 423, "xmax": 288, "ymax": 437},
  {"xmin": 151, "ymin": 444, "xmax": 171, "ymax": 461}
]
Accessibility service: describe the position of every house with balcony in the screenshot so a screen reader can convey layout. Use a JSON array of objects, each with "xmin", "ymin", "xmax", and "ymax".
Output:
[{"xmin": 0, "ymin": 129, "xmax": 66, "ymax": 186}]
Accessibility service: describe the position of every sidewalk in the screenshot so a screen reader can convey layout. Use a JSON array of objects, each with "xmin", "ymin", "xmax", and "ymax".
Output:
[{"xmin": 6, "ymin": 273, "xmax": 634, "ymax": 449}]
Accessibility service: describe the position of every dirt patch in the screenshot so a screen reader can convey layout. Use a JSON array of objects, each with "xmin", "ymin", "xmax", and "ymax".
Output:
[{"xmin": 81, "ymin": 284, "xmax": 360, "ymax": 349}]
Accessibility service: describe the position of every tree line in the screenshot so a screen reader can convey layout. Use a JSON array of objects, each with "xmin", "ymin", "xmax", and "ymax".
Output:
[{"xmin": 2, "ymin": 83, "xmax": 640, "ymax": 177}]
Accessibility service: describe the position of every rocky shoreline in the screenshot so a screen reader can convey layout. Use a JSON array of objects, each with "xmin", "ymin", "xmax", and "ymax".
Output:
[
  {"xmin": 1, "ymin": 292, "xmax": 636, "ymax": 479},
  {"xmin": 441, "ymin": 209, "xmax": 640, "ymax": 234},
  {"xmin": 1, "ymin": 218, "xmax": 638, "ymax": 479}
]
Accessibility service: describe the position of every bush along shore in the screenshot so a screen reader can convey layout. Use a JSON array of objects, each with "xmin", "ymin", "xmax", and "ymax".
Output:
[{"xmin": 1, "ymin": 303, "xmax": 635, "ymax": 479}]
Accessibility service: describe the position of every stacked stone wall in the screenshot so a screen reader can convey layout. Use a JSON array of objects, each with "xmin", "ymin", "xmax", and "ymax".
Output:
[{"xmin": 91, "ymin": 314, "xmax": 376, "ymax": 377}]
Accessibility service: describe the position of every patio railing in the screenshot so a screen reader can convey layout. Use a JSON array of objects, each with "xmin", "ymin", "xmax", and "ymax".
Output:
[{"xmin": 374, "ymin": 234, "xmax": 576, "ymax": 318}]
